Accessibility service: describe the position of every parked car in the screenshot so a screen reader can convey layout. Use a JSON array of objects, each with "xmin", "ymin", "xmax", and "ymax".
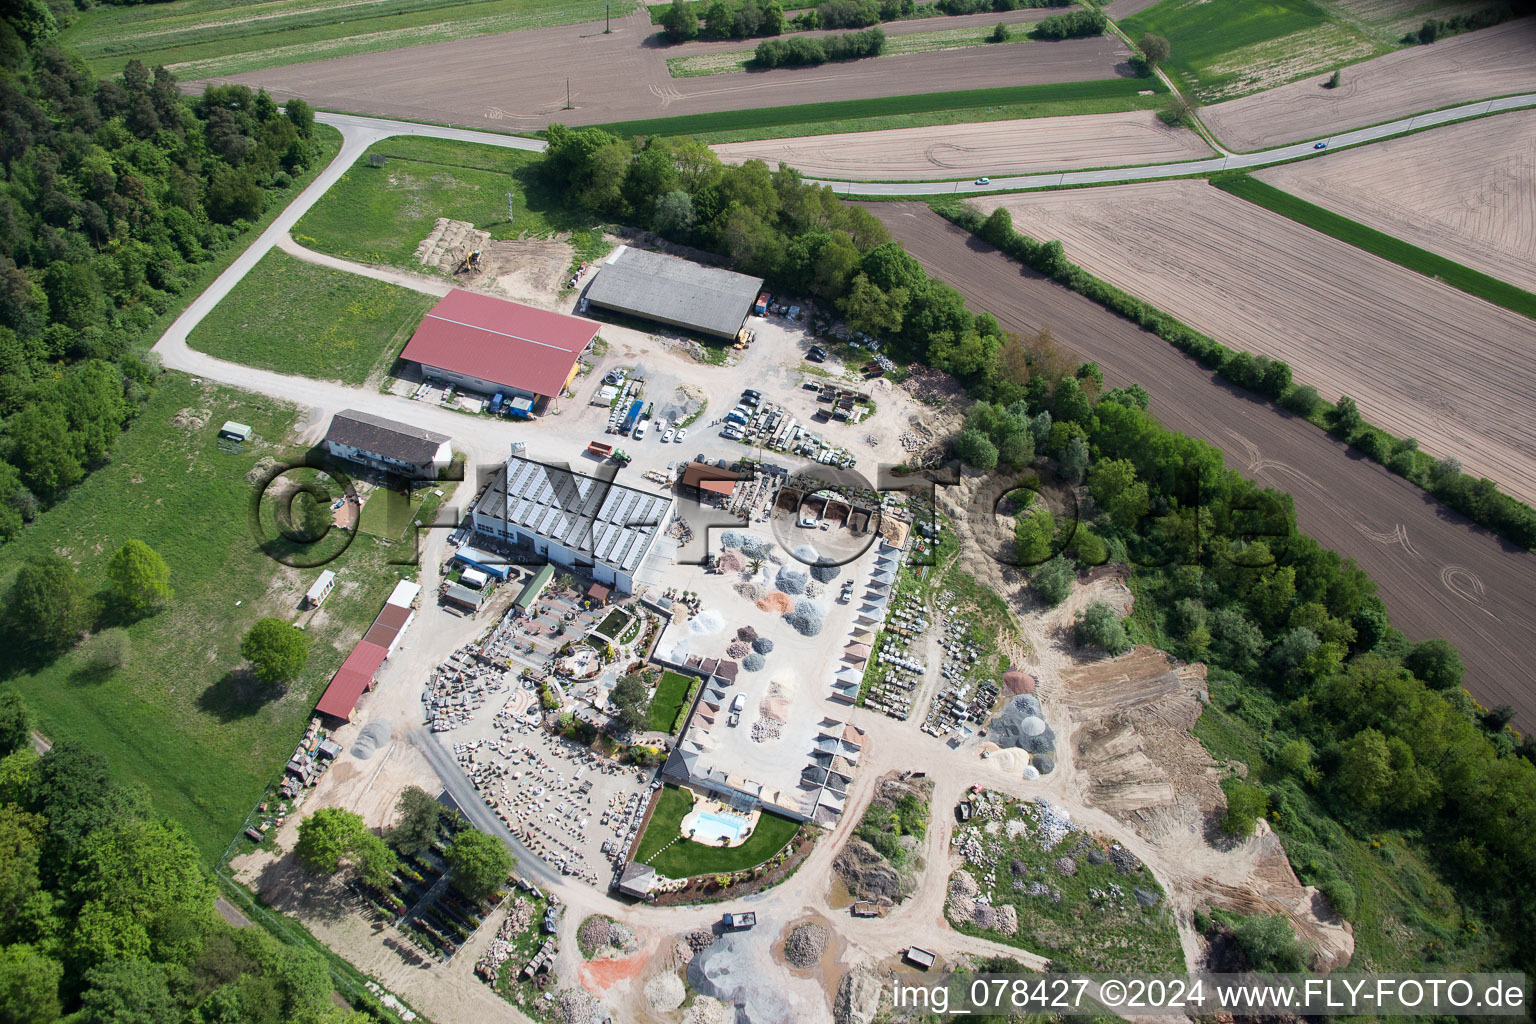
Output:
[
  {"xmin": 633, "ymin": 420, "xmax": 648, "ymax": 440},
  {"xmin": 743, "ymin": 389, "xmax": 762, "ymax": 401},
  {"xmin": 675, "ymin": 428, "xmax": 687, "ymax": 442},
  {"xmin": 662, "ymin": 428, "xmax": 675, "ymax": 443},
  {"xmin": 807, "ymin": 346, "xmax": 828, "ymax": 362}
]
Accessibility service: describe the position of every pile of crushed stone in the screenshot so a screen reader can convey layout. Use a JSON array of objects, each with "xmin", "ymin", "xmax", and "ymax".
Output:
[
  {"xmin": 645, "ymin": 971, "xmax": 687, "ymax": 1011},
  {"xmin": 784, "ymin": 923, "xmax": 828, "ymax": 969}
]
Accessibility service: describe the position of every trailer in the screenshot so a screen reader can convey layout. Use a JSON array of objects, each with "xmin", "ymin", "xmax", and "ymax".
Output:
[
  {"xmin": 621, "ymin": 400, "xmax": 644, "ymax": 434},
  {"xmin": 588, "ymin": 441, "xmax": 615, "ymax": 459}
]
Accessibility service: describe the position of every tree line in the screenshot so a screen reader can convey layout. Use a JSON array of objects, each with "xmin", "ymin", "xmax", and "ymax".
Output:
[
  {"xmin": 754, "ymin": 26, "xmax": 885, "ymax": 66},
  {"xmin": 0, "ymin": 0, "xmax": 326, "ymax": 547},
  {"xmin": 0, "ymin": 694, "xmax": 376, "ymax": 1024}
]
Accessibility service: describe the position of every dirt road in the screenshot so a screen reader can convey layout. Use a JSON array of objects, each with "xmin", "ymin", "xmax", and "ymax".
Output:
[
  {"xmin": 199, "ymin": 8, "xmax": 1128, "ymax": 132},
  {"xmin": 713, "ymin": 110, "xmax": 1210, "ymax": 180},
  {"xmin": 1200, "ymin": 18, "xmax": 1536, "ymax": 152},
  {"xmin": 867, "ymin": 203, "xmax": 1536, "ymax": 727}
]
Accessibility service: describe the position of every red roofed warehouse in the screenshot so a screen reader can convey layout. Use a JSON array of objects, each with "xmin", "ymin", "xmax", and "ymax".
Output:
[{"xmin": 400, "ymin": 290, "xmax": 601, "ymax": 413}]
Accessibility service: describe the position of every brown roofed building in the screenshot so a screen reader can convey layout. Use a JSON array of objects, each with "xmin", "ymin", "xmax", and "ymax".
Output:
[{"xmin": 324, "ymin": 409, "xmax": 452, "ymax": 479}]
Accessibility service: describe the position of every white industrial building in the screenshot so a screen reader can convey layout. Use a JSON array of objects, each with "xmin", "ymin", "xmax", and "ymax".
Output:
[{"xmin": 469, "ymin": 456, "xmax": 674, "ymax": 594}]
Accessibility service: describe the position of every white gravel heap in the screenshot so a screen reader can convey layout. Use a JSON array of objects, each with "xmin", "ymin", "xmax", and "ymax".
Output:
[
  {"xmin": 645, "ymin": 971, "xmax": 687, "ymax": 1012},
  {"xmin": 689, "ymin": 610, "xmax": 725, "ymax": 635},
  {"xmin": 1032, "ymin": 797, "xmax": 1075, "ymax": 850}
]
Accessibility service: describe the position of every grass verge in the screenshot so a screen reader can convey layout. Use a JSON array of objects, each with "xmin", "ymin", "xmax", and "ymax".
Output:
[
  {"xmin": 592, "ymin": 78, "xmax": 1165, "ymax": 139},
  {"xmin": 0, "ymin": 374, "xmax": 412, "ymax": 861},
  {"xmin": 293, "ymin": 136, "xmax": 596, "ymax": 271},
  {"xmin": 1213, "ymin": 174, "xmax": 1536, "ymax": 321},
  {"xmin": 186, "ymin": 249, "xmax": 437, "ymax": 385},
  {"xmin": 634, "ymin": 785, "xmax": 801, "ymax": 878},
  {"xmin": 64, "ymin": 0, "xmax": 637, "ymax": 78}
]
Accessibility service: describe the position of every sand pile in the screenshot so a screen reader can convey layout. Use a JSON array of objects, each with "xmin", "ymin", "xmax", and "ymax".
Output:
[
  {"xmin": 760, "ymin": 698, "xmax": 789, "ymax": 722},
  {"xmin": 756, "ymin": 592, "xmax": 793, "ymax": 613},
  {"xmin": 784, "ymin": 923, "xmax": 828, "ymax": 969},
  {"xmin": 689, "ymin": 610, "xmax": 725, "ymax": 635},
  {"xmin": 645, "ymin": 971, "xmax": 687, "ymax": 1011}
]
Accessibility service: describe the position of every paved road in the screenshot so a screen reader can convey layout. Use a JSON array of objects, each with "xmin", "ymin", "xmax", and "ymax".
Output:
[{"xmin": 812, "ymin": 91, "xmax": 1536, "ymax": 193}]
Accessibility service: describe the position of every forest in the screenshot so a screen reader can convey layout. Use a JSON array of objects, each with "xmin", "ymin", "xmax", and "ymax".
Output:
[
  {"xmin": 543, "ymin": 120, "xmax": 1536, "ymax": 976},
  {"xmin": 0, "ymin": 0, "xmax": 326, "ymax": 546}
]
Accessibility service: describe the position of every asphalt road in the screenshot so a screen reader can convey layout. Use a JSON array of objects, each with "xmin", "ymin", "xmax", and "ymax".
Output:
[
  {"xmin": 869, "ymin": 204, "xmax": 1536, "ymax": 726},
  {"xmin": 814, "ymin": 91, "xmax": 1536, "ymax": 193}
]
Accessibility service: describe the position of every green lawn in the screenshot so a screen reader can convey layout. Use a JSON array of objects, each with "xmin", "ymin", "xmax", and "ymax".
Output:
[
  {"xmin": 1120, "ymin": 0, "xmax": 1380, "ymax": 101},
  {"xmin": 292, "ymin": 137, "xmax": 595, "ymax": 273},
  {"xmin": 0, "ymin": 374, "xmax": 413, "ymax": 861},
  {"xmin": 647, "ymin": 669, "xmax": 694, "ymax": 733},
  {"xmin": 593, "ymin": 78, "xmax": 1166, "ymax": 140},
  {"xmin": 1213, "ymin": 175, "xmax": 1536, "ymax": 321},
  {"xmin": 634, "ymin": 786, "xmax": 801, "ymax": 878},
  {"xmin": 185, "ymin": 250, "xmax": 436, "ymax": 386},
  {"xmin": 61, "ymin": 0, "xmax": 637, "ymax": 78}
]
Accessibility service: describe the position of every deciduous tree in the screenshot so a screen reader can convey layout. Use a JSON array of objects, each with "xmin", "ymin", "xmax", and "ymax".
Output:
[
  {"xmin": 105, "ymin": 540, "xmax": 173, "ymax": 614},
  {"xmin": 240, "ymin": 618, "xmax": 309, "ymax": 686}
]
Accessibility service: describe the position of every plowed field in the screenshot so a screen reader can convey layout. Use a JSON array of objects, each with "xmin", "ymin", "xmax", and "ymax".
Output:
[
  {"xmin": 1254, "ymin": 109, "xmax": 1536, "ymax": 292},
  {"xmin": 1201, "ymin": 18, "xmax": 1536, "ymax": 151},
  {"xmin": 867, "ymin": 203, "xmax": 1536, "ymax": 727},
  {"xmin": 712, "ymin": 110, "xmax": 1209, "ymax": 180},
  {"xmin": 987, "ymin": 180, "xmax": 1536, "ymax": 506}
]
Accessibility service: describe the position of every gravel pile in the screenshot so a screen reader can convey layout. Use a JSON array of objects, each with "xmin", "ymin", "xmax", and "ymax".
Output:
[
  {"xmin": 688, "ymin": 610, "xmax": 725, "ymax": 635},
  {"xmin": 743, "ymin": 653, "xmax": 766, "ymax": 672},
  {"xmin": 684, "ymin": 929, "xmax": 715, "ymax": 952},
  {"xmin": 1109, "ymin": 845, "xmax": 1141, "ymax": 875},
  {"xmin": 784, "ymin": 923, "xmax": 829, "ymax": 968},
  {"xmin": 553, "ymin": 988, "xmax": 608, "ymax": 1024},
  {"xmin": 578, "ymin": 916, "xmax": 611, "ymax": 955},
  {"xmin": 741, "ymin": 536, "xmax": 772, "ymax": 559},
  {"xmin": 1033, "ymin": 753, "xmax": 1056, "ymax": 774},
  {"xmin": 734, "ymin": 582, "xmax": 764, "ymax": 601},
  {"xmin": 1033, "ymin": 798, "xmax": 1074, "ymax": 850},
  {"xmin": 949, "ymin": 870, "xmax": 980, "ymax": 897},
  {"xmin": 751, "ymin": 636, "xmax": 774, "ymax": 654},
  {"xmin": 810, "ymin": 563, "xmax": 840, "ymax": 583},
  {"xmin": 756, "ymin": 592, "xmax": 793, "ymax": 613},
  {"xmin": 994, "ymin": 904, "xmax": 1019, "ymax": 935},
  {"xmin": 786, "ymin": 598, "xmax": 824, "ymax": 636},
  {"xmin": 609, "ymin": 921, "xmax": 636, "ymax": 953},
  {"xmin": 793, "ymin": 543, "xmax": 821, "ymax": 563},
  {"xmin": 351, "ymin": 719, "xmax": 391, "ymax": 759},
  {"xmin": 726, "ymin": 640, "xmax": 750, "ymax": 659},
  {"xmin": 1135, "ymin": 887, "xmax": 1161, "ymax": 907},
  {"xmin": 775, "ymin": 566, "xmax": 808, "ymax": 595},
  {"xmin": 1055, "ymin": 856, "xmax": 1077, "ymax": 876},
  {"xmin": 736, "ymin": 625, "xmax": 758, "ymax": 641},
  {"xmin": 752, "ymin": 717, "xmax": 784, "ymax": 742},
  {"xmin": 645, "ymin": 971, "xmax": 687, "ymax": 1011},
  {"xmin": 971, "ymin": 902, "xmax": 998, "ymax": 931},
  {"xmin": 990, "ymin": 693, "xmax": 1056, "ymax": 755},
  {"xmin": 682, "ymin": 996, "xmax": 725, "ymax": 1024},
  {"xmin": 804, "ymin": 580, "xmax": 822, "ymax": 598}
]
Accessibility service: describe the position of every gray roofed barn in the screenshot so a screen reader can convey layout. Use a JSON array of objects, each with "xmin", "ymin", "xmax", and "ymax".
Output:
[
  {"xmin": 323, "ymin": 409, "xmax": 453, "ymax": 479},
  {"xmin": 584, "ymin": 246, "xmax": 764, "ymax": 340}
]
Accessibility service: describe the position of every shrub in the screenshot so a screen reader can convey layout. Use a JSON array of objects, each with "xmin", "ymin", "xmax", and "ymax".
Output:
[
  {"xmin": 1075, "ymin": 600, "xmax": 1129, "ymax": 654},
  {"xmin": 1033, "ymin": 555, "xmax": 1074, "ymax": 607},
  {"xmin": 1229, "ymin": 914, "xmax": 1309, "ymax": 972},
  {"xmin": 1032, "ymin": 9, "xmax": 1105, "ymax": 38},
  {"xmin": 1317, "ymin": 876, "xmax": 1357, "ymax": 919},
  {"xmin": 1220, "ymin": 781, "xmax": 1267, "ymax": 836},
  {"xmin": 989, "ymin": 21, "xmax": 1010, "ymax": 41}
]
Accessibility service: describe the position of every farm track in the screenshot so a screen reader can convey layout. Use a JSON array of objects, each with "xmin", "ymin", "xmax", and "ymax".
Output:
[
  {"xmin": 1253, "ymin": 109, "xmax": 1536, "ymax": 293},
  {"xmin": 195, "ymin": 8, "xmax": 1127, "ymax": 131},
  {"xmin": 867, "ymin": 203, "xmax": 1536, "ymax": 727},
  {"xmin": 987, "ymin": 180, "xmax": 1536, "ymax": 507}
]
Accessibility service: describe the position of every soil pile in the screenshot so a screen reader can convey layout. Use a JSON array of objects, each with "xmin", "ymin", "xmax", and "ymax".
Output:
[
  {"xmin": 833, "ymin": 772, "xmax": 933, "ymax": 907},
  {"xmin": 834, "ymin": 968, "xmax": 884, "ymax": 1024}
]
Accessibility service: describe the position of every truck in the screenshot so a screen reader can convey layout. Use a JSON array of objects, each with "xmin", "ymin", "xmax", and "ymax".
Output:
[
  {"xmin": 620, "ymin": 399, "xmax": 644, "ymax": 434},
  {"xmin": 587, "ymin": 441, "xmax": 615, "ymax": 459},
  {"xmin": 754, "ymin": 292, "xmax": 770, "ymax": 315}
]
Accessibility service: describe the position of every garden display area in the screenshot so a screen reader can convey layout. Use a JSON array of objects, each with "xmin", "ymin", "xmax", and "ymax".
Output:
[
  {"xmin": 634, "ymin": 786, "xmax": 801, "ymax": 879},
  {"xmin": 946, "ymin": 792, "xmax": 1183, "ymax": 973}
]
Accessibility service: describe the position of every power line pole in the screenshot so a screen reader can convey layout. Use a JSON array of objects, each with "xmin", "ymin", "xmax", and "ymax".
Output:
[
  {"xmin": 605, "ymin": 2, "xmax": 611, "ymax": 32},
  {"xmin": 565, "ymin": 78, "xmax": 573, "ymax": 110},
  {"xmin": 506, "ymin": 192, "xmax": 515, "ymax": 225}
]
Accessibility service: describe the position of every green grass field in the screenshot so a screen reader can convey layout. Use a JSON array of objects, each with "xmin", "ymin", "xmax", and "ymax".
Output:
[
  {"xmin": 293, "ymin": 137, "xmax": 594, "ymax": 273},
  {"xmin": 0, "ymin": 374, "xmax": 412, "ymax": 861},
  {"xmin": 647, "ymin": 669, "xmax": 694, "ymax": 733},
  {"xmin": 594, "ymin": 78, "xmax": 1166, "ymax": 139},
  {"xmin": 186, "ymin": 250, "xmax": 437, "ymax": 386},
  {"xmin": 61, "ymin": 0, "xmax": 637, "ymax": 78},
  {"xmin": 1213, "ymin": 175, "xmax": 1536, "ymax": 321},
  {"xmin": 634, "ymin": 786, "xmax": 801, "ymax": 878},
  {"xmin": 1120, "ymin": 0, "xmax": 1381, "ymax": 101}
]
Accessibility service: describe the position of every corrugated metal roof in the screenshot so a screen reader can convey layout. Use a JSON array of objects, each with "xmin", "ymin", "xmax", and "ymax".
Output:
[
  {"xmin": 585, "ymin": 246, "xmax": 763, "ymax": 339},
  {"xmin": 324, "ymin": 409, "xmax": 449, "ymax": 465}
]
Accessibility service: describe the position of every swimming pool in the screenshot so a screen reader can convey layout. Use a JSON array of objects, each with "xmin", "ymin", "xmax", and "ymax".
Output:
[{"xmin": 692, "ymin": 810, "xmax": 748, "ymax": 844}]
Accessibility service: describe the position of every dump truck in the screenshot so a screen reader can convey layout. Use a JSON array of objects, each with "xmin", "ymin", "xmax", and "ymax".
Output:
[{"xmin": 588, "ymin": 441, "xmax": 614, "ymax": 459}]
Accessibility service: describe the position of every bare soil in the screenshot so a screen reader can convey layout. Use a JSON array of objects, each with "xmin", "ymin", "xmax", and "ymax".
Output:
[
  {"xmin": 1254, "ymin": 109, "xmax": 1536, "ymax": 291},
  {"xmin": 865, "ymin": 202, "xmax": 1536, "ymax": 729},
  {"xmin": 197, "ymin": 8, "xmax": 1128, "ymax": 132},
  {"xmin": 712, "ymin": 110, "xmax": 1210, "ymax": 180},
  {"xmin": 418, "ymin": 219, "xmax": 577, "ymax": 308},
  {"xmin": 1201, "ymin": 18, "xmax": 1536, "ymax": 151},
  {"xmin": 987, "ymin": 179, "xmax": 1536, "ymax": 505}
]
